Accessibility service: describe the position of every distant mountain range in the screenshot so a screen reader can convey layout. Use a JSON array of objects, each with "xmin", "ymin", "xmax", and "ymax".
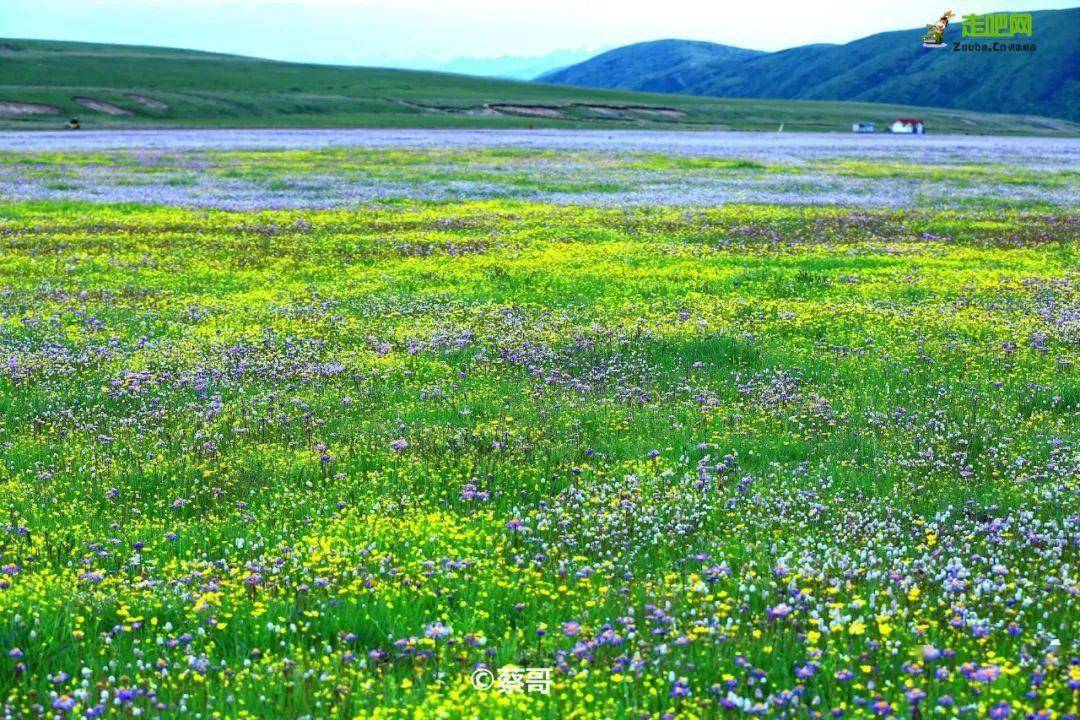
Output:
[
  {"xmin": 539, "ymin": 7, "xmax": 1080, "ymax": 122},
  {"xmin": 430, "ymin": 48, "xmax": 605, "ymax": 80}
]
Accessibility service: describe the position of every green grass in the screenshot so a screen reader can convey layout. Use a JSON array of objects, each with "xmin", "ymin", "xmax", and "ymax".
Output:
[
  {"xmin": 1, "ymin": 38, "xmax": 1078, "ymax": 134},
  {"xmin": 0, "ymin": 185, "xmax": 1075, "ymax": 718}
]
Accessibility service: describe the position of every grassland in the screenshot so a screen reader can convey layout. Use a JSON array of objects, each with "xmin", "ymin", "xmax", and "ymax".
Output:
[
  {"xmin": 2, "ymin": 133, "xmax": 1078, "ymax": 209},
  {"xmin": 0, "ymin": 137, "xmax": 1076, "ymax": 719},
  {"xmin": 1, "ymin": 39, "xmax": 1078, "ymax": 135}
]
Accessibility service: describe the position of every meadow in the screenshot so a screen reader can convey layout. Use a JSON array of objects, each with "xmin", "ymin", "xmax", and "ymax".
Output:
[
  {"xmin": 2, "ymin": 39, "xmax": 1079, "ymax": 136},
  {"xmin": 0, "ymin": 132, "xmax": 1076, "ymax": 719}
]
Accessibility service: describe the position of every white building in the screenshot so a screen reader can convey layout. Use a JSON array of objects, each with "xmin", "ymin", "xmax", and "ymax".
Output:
[
  {"xmin": 852, "ymin": 122, "xmax": 875, "ymax": 133},
  {"xmin": 890, "ymin": 118, "xmax": 925, "ymax": 134}
]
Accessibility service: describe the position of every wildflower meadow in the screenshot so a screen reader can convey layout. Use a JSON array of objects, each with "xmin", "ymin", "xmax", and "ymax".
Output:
[{"xmin": 0, "ymin": 131, "xmax": 1076, "ymax": 719}]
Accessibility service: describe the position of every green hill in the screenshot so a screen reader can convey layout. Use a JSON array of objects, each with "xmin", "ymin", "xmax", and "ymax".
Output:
[
  {"xmin": 540, "ymin": 7, "xmax": 1080, "ymax": 123},
  {"xmin": 537, "ymin": 40, "xmax": 765, "ymax": 93},
  {"xmin": 0, "ymin": 37, "xmax": 1076, "ymax": 134}
]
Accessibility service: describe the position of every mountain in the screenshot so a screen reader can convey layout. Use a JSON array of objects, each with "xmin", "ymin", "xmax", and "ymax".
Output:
[
  {"xmin": 538, "ymin": 40, "xmax": 764, "ymax": 93},
  {"xmin": 0, "ymin": 38, "xmax": 1076, "ymax": 135},
  {"xmin": 432, "ymin": 49, "xmax": 604, "ymax": 80},
  {"xmin": 539, "ymin": 8, "xmax": 1080, "ymax": 122}
]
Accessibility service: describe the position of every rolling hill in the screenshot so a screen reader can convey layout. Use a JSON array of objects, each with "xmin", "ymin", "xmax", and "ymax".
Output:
[
  {"xmin": 539, "ymin": 7, "xmax": 1080, "ymax": 123},
  {"xmin": 539, "ymin": 40, "xmax": 765, "ymax": 94},
  {"xmin": 0, "ymin": 38, "xmax": 1076, "ymax": 134}
]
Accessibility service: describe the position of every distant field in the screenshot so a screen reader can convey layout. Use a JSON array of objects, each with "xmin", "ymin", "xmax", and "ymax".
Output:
[
  {"xmin": 1, "ymin": 39, "xmax": 1078, "ymax": 135},
  {"xmin": 2, "ymin": 129, "xmax": 1077, "ymax": 209}
]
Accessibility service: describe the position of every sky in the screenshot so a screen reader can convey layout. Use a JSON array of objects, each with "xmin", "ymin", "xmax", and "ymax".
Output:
[{"xmin": 1, "ymin": 0, "xmax": 1072, "ymax": 68}]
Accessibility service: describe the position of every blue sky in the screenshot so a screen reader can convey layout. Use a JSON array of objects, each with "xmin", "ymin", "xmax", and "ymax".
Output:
[{"xmin": 1, "ymin": 0, "xmax": 1071, "ymax": 67}]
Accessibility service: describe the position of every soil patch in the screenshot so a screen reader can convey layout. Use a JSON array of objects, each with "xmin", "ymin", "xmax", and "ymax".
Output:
[
  {"xmin": 485, "ymin": 104, "xmax": 565, "ymax": 118},
  {"xmin": 125, "ymin": 93, "xmax": 169, "ymax": 110},
  {"xmin": 0, "ymin": 101, "xmax": 62, "ymax": 116},
  {"xmin": 73, "ymin": 97, "xmax": 134, "ymax": 116}
]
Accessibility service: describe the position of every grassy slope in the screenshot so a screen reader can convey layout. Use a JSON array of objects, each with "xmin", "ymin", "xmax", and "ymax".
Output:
[
  {"xmin": 698, "ymin": 8, "xmax": 1080, "ymax": 121},
  {"xmin": 540, "ymin": 8, "xmax": 1080, "ymax": 124},
  {"xmin": 537, "ymin": 40, "xmax": 765, "ymax": 93},
  {"xmin": 0, "ymin": 38, "xmax": 1076, "ymax": 134}
]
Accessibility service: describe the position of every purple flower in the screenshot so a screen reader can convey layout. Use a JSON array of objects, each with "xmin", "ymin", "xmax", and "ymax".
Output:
[
  {"xmin": 905, "ymin": 688, "xmax": 926, "ymax": 704},
  {"xmin": 768, "ymin": 602, "xmax": 793, "ymax": 619},
  {"xmin": 459, "ymin": 484, "xmax": 490, "ymax": 501},
  {"xmin": 424, "ymin": 621, "xmax": 452, "ymax": 640},
  {"xmin": 52, "ymin": 695, "xmax": 77, "ymax": 713},
  {"xmin": 967, "ymin": 664, "xmax": 1002, "ymax": 683},
  {"xmin": 870, "ymin": 698, "xmax": 892, "ymax": 716},
  {"xmin": 563, "ymin": 621, "xmax": 581, "ymax": 636}
]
